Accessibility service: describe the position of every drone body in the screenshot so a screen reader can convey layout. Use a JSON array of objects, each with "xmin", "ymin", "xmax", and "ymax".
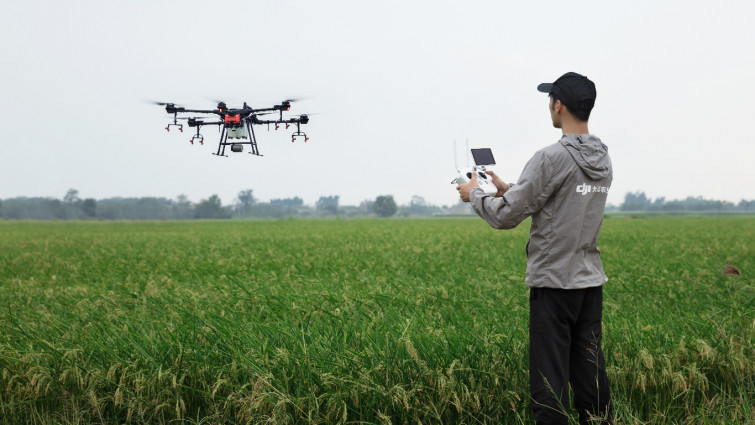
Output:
[{"xmin": 155, "ymin": 100, "xmax": 310, "ymax": 157}]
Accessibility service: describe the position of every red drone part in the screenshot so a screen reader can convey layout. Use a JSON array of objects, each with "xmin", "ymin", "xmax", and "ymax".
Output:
[{"xmin": 224, "ymin": 114, "xmax": 241, "ymax": 125}]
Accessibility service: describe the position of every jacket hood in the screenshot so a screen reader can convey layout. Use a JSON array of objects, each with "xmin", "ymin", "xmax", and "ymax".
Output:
[{"xmin": 559, "ymin": 134, "xmax": 610, "ymax": 180}]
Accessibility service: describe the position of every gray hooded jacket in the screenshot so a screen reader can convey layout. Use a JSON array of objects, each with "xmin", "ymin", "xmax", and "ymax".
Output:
[{"xmin": 470, "ymin": 134, "xmax": 612, "ymax": 289}]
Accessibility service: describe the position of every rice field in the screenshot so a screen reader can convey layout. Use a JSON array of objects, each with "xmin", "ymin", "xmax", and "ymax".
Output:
[{"xmin": 0, "ymin": 217, "xmax": 753, "ymax": 424}]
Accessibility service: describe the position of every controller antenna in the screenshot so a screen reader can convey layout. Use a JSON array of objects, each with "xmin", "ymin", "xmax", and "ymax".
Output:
[
  {"xmin": 454, "ymin": 139, "xmax": 460, "ymax": 173},
  {"xmin": 465, "ymin": 139, "xmax": 470, "ymax": 168}
]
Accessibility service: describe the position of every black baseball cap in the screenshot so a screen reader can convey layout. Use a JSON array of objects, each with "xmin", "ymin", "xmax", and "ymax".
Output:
[{"xmin": 537, "ymin": 72, "xmax": 596, "ymax": 115}]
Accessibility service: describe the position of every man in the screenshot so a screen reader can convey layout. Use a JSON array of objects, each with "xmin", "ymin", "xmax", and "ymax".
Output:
[{"xmin": 457, "ymin": 72, "xmax": 613, "ymax": 425}]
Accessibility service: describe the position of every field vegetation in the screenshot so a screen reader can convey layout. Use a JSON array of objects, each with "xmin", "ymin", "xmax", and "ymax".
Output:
[{"xmin": 0, "ymin": 217, "xmax": 753, "ymax": 424}]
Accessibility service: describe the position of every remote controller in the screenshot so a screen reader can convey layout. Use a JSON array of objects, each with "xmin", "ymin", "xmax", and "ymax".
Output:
[
  {"xmin": 452, "ymin": 147, "xmax": 499, "ymax": 196},
  {"xmin": 452, "ymin": 167, "xmax": 499, "ymax": 196}
]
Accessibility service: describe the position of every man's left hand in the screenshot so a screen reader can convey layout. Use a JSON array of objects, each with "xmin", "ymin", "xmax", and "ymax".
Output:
[{"xmin": 456, "ymin": 172, "xmax": 478, "ymax": 203}]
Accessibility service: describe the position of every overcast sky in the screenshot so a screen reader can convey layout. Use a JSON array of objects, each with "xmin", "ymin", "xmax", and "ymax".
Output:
[{"xmin": 2, "ymin": 0, "xmax": 754, "ymax": 208}]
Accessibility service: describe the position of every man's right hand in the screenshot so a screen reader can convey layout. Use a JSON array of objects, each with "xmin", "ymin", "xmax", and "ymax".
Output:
[{"xmin": 486, "ymin": 171, "xmax": 509, "ymax": 197}]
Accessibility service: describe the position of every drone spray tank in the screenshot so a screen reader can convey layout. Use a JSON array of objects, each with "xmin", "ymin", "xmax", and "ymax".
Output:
[
  {"xmin": 222, "ymin": 112, "xmax": 248, "ymax": 152},
  {"xmin": 226, "ymin": 124, "xmax": 249, "ymax": 140}
]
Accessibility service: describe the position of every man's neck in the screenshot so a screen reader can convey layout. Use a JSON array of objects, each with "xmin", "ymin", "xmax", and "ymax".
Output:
[{"xmin": 561, "ymin": 120, "xmax": 589, "ymax": 135}]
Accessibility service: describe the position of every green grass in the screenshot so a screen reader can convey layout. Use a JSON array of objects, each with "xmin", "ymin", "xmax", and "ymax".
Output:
[{"xmin": 0, "ymin": 217, "xmax": 753, "ymax": 424}]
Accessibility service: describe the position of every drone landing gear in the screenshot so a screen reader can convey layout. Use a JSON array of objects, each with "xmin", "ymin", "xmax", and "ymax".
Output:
[
  {"xmin": 248, "ymin": 121, "xmax": 261, "ymax": 156},
  {"xmin": 213, "ymin": 127, "xmax": 229, "ymax": 157}
]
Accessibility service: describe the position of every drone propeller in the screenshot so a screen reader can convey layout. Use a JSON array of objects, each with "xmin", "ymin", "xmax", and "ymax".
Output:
[
  {"xmin": 277, "ymin": 97, "xmax": 309, "ymax": 110},
  {"xmin": 282, "ymin": 113, "xmax": 318, "ymax": 119},
  {"xmin": 208, "ymin": 98, "xmax": 253, "ymax": 110},
  {"xmin": 145, "ymin": 99, "xmax": 182, "ymax": 107},
  {"xmin": 280, "ymin": 98, "xmax": 305, "ymax": 106}
]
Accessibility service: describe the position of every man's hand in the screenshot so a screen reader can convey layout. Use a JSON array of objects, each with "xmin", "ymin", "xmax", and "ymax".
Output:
[
  {"xmin": 456, "ymin": 172, "xmax": 478, "ymax": 203},
  {"xmin": 486, "ymin": 170, "xmax": 509, "ymax": 197}
]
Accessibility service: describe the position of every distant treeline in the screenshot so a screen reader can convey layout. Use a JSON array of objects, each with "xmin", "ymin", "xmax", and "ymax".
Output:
[
  {"xmin": 614, "ymin": 191, "xmax": 754, "ymax": 213},
  {"xmin": 0, "ymin": 189, "xmax": 470, "ymax": 220},
  {"xmin": 2, "ymin": 189, "xmax": 752, "ymax": 220}
]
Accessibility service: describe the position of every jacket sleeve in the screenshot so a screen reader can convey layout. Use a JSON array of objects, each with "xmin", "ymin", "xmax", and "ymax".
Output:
[{"xmin": 470, "ymin": 150, "xmax": 557, "ymax": 229}]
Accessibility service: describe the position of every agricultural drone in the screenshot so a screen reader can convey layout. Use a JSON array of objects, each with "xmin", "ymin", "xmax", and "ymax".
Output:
[{"xmin": 151, "ymin": 99, "xmax": 310, "ymax": 156}]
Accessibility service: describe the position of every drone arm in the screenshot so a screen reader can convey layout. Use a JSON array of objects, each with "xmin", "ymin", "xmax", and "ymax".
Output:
[
  {"xmin": 187, "ymin": 120, "xmax": 223, "ymax": 127},
  {"xmin": 238, "ymin": 107, "xmax": 277, "ymax": 115},
  {"xmin": 178, "ymin": 109, "xmax": 221, "ymax": 115},
  {"xmin": 254, "ymin": 118, "xmax": 305, "ymax": 125}
]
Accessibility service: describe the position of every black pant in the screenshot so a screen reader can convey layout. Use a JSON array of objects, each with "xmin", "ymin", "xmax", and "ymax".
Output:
[{"xmin": 529, "ymin": 286, "xmax": 612, "ymax": 425}]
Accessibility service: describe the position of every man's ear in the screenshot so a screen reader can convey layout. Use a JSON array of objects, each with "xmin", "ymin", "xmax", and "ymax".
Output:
[{"xmin": 549, "ymin": 96, "xmax": 560, "ymax": 113}]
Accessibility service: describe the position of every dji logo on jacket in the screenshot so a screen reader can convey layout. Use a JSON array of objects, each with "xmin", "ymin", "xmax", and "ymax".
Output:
[{"xmin": 576, "ymin": 183, "xmax": 610, "ymax": 195}]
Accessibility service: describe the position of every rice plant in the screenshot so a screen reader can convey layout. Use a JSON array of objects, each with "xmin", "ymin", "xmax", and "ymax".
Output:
[{"xmin": 0, "ymin": 217, "xmax": 752, "ymax": 424}]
